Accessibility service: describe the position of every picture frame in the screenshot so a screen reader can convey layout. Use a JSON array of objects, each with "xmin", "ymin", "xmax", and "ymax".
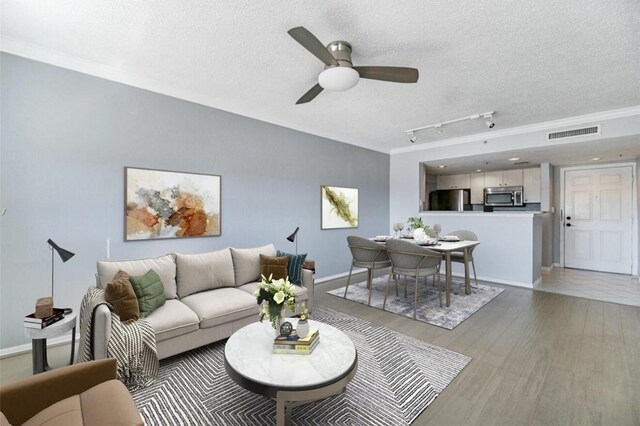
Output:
[
  {"xmin": 125, "ymin": 167, "xmax": 221, "ymax": 241},
  {"xmin": 321, "ymin": 185, "xmax": 359, "ymax": 229}
]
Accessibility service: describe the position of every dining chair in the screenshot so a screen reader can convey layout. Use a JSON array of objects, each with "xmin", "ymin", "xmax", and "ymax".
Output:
[
  {"xmin": 344, "ymin": 236, "xmax": 392, "ymax": 306},
  {"xmin": 384, "ymin": 239, "xmax": 442, "ymax": 319},
  {"xmin": 445, "ymin": 230, "xmax": 479, "ymax": 287}
]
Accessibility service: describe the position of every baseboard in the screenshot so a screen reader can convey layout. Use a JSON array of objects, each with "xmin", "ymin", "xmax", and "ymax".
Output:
[
  {"xmin": 315, "ymin": 268, "xmax": 367, "ymax": 284},
  {"xmin": 448, "ymin": 272, "xmax": 534, "ymax": 289},
  {"xmin": 0, "ymin": 333, "xmax": 79, "ymax": 359}
]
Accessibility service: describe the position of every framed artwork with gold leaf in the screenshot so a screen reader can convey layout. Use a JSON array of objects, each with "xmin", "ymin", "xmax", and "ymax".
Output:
[
  {"xmin": 321, "ymin": 185, "xmax": 359, "ymax": 229},
  {"xmin": 125, "ymin": 167, "xmax": 221, "ymax": 240}
]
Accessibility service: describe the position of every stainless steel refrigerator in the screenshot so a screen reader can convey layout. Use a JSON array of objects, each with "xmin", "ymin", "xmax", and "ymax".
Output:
[{"xmin": 428, "ymin": 189, "xmax": 471, "ymax": 211}]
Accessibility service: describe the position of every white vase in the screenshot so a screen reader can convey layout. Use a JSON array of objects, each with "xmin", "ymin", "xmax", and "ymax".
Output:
[
  {"xmin": 297, "ymin": 319, "xmax": 309, "ymax": 338},
  {"xmin": 412, "ymin": 228, "xmax": 425, "ymax": 241}
]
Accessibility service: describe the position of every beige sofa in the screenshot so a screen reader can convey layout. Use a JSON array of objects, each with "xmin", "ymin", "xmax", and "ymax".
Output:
[
  {"xmin": 0, "ymin": 359, "xmax": 142, "ymax": 426},
  {"xmin": 92, "ymin": 244, "xmax": 313, "ymax": 360}
]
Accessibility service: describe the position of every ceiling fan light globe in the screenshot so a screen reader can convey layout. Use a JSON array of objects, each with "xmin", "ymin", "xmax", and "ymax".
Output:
[{"xmin": 318, "ymin": 67, "xmax": 359, "ymax": 91}]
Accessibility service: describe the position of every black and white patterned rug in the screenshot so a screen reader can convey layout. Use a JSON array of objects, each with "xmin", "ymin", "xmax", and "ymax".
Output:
[
  {"xmin": 327, "ymin": 275, "xmax": 504, "ymax": 330},
  {"xmin": 131, "ymin": 305, "xmax": 471, "ymax": 425}
]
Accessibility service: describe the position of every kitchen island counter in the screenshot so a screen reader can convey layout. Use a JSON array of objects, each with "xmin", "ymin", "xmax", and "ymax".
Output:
[{"xmin": 418, "ymin": 211, "xmax": 545, "ymax": 287}]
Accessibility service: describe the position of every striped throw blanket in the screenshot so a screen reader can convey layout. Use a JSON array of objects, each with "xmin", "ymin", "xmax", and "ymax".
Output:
[{"xmin": 77, "ymin": 288, "xmax": 158, "ymax": 390}]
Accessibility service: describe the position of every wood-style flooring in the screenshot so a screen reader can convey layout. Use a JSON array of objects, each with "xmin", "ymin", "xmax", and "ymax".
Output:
[
  {"xmin": 2, "ymin": 271, "xmax": 639, "ymax": 425},
  {"xmin": 318, "ymin": 273, "xmax": 640, "ymax": 425}
]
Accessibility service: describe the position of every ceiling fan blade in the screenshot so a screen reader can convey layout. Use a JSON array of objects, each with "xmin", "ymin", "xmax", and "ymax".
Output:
[
  {"xmin": 288, "ymin": 26, "xmax": 338, "ymax": 67},
  {"xmin": 296, "ymin": 84, "xmax": 324, "ymax": 104},
  {"xmin": 353, "ymin": 66, "xmax": 419, "ymax": 83}
]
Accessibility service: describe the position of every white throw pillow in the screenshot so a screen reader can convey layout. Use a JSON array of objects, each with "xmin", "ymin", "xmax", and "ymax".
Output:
[
  {"xmin": 230, "ymin": 244, "xmax": 276, "ymax": 286},
  {"xmin": 174, "ymin": 248, "xmax": 235, "ymax": 298}
]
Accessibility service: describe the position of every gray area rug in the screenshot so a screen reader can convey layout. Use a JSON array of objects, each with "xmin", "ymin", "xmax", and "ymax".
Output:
[
  {"xmin": 131, "ymin": 305, "xmax": 471, "ymax": 425},
  {"xmin": 327, "ymin": 275, "xmax": 504, "ymax": 330}
]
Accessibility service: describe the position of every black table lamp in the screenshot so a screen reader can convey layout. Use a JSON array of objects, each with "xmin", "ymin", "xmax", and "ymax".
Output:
[
  {"xmin": 48, "ymin": 239, "xmax": 75, "ymax": 313},
  {"xmin": 286, "ymin": 227, "xmax": 299, "ymax": 254}
]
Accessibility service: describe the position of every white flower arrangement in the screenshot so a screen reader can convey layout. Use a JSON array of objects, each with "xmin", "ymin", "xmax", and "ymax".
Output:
[{"xmin": 254, "ymin": 274, "xmax": 296, "ymax": 329}]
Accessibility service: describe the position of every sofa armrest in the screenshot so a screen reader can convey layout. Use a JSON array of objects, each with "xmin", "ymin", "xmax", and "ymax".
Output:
[
  {"xmin": 92, "ymin": 304, "xmax": 112, "ymax": 360},
  {"xmin": 0, "ymin": 359, "xmax": 117, "ymax": 425},
  {"xmin": 301, "ymin": 268, "xmax": 314, "ymax": 309}
]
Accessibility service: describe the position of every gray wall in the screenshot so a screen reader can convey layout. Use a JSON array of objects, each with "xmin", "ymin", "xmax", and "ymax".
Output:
[{"xmin": 0, "ymin": 54, "xmax": 390, "ymax": 349}]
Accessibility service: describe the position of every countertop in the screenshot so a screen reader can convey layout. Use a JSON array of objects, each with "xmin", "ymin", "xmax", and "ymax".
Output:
[{"xmin": 420, "ymin": 211, "xmax": 546, "ymax": 218}]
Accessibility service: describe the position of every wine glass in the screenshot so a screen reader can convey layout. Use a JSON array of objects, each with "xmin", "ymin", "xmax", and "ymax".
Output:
[
  {"xmin": 393, "ymin": 222, "xmax": 404, "ymax": 238},
  {"xmin": 433, "ymin": 224, "xmax": 442, "ymax": 238}
]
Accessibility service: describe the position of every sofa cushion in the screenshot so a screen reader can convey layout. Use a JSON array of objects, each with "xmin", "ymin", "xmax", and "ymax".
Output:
[
  {"xmin": 175, "ymin": 248, "xmax": 235, "ymax": 298},
  {"xmin": 144, "ymin": 299, "xmax": 199, "ymax": 342},
  {"xmin": 181, "ymin": 288, "xmax": 257, "ymax": 329},
  {"xmin": 259, "ymin": 254, "xmax": 290, "ymax": 281},
  {"xmin": 230, "ymin": 244, "xmax": 276, "ymax": 286},
  {"xmin": 80, "ymin": 380, "xmax": 143, "ymax": 426},
  {"xmin": 276, "ymin": 250, "xmax": 308, "ymax": 285},
  {"xmin": 129, "ymin": 269, "xmax": 166, "ymax": 318},
  {"xmin": 238, "ymin": 281, "xmax": 308, "ymax": 302},
  {"xmin": 97, "ymin": 254, "xmax": 177, "ymax": 300},
  {"xmin": 22, "ymin": 395, "xmax": 82, "ymax": 426},
  {"xmin": 104, "ymin": 270, "xmax": 139, "ymax": 324}
]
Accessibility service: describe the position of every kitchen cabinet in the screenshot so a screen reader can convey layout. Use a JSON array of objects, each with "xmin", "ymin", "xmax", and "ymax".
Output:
[
  {"xmin": 484, "ymin": 170, "xmax": 523, "ymax": 187},
  {"xmin": 436, "ymin": 173, "xmax": 470, "ymax": 190},
  {"xmin": 470, "ymin": 173, "xmax": 485, "ymax": 204},
  {"xmin": 523, "ymin": 167, "xmax": 541, "ymax": 203}
]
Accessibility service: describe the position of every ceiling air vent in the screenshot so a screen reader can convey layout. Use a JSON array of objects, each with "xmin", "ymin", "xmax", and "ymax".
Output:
[
  {"xmin": 513, "ymin": 161, "xmax": 530, "ymax": 165},
  {"xmin": 547, "ymin": 125, "xmax": 600, "ymax": 141}
]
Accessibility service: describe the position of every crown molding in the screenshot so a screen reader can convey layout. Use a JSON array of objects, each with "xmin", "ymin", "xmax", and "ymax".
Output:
[
  {"xmin": 2, "ymin": 37, "xmax": 637, "ymax": 157},
  {"xmin": 390, "ymin": 105, "xmax": 640, "ymax": 155}
]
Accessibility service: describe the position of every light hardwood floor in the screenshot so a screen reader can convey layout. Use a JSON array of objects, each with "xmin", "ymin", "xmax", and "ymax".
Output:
[{"xmin": 2, "ymin": 272, "xmax": 639, "ymax": 425}]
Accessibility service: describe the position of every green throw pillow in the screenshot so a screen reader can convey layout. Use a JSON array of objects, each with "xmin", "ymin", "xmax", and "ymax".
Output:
[
  {"xmin": 276, "ymin": 250, "xmax": 307, "ymax": 286},
  {"xmin": 129, "ymin": 269, "xmax": 166, "ymax": 318}
]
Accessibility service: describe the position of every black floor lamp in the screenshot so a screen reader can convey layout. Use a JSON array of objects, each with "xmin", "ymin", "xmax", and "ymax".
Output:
[
  {"xmin": 47, "ymin": 238, "xmax": 75, "ymax": 314},
  {"xmin": 286, "ymin": 227, "xmax": 299, "ymax": 254}
]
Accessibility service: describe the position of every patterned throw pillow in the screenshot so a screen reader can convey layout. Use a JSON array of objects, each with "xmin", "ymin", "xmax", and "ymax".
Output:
[
  {"xmin": 260, "ymin": 254, "xmax": 290, "ymax": 281},
  {"xmin": 276, "ymin": 250, "xmax": 307, "ymax": 286},
  {"xmin": 129, "ymin": 269, "xmax": 166, "ymax": 318},
  {"xmin": 104, "ymin": 270, "xmax": 140, "ymax": 324}
]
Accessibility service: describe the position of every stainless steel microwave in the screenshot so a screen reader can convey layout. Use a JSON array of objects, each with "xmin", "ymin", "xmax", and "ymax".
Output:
[{"xmin": 484, "ymin": 186, "xmax": 524, "ymax": 207}]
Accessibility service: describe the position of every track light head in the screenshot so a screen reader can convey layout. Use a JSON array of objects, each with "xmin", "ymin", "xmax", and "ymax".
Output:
[
  {"xmin": 408, "ymin": 132, "xmax": 417, "ymax": 143},
  {"xmin": 435, "ymin": 125, "xmax": 443, "ymax": 134},
  {"xmin": 485, "ymin": 119, "xmax": 495, "ymax": 129}
]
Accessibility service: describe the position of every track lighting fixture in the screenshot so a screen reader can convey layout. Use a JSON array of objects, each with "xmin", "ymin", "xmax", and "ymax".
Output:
[
  {"xmin": 483, "ymin": 112, "xmax": 495, "ymax": 128},
  {"xmin": 404, "ymin": 111, "xmax": 496, "ymax": 143}
]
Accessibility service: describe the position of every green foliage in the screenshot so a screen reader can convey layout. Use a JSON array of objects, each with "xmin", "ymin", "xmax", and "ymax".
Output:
[{"xmin": 407, "ymin": 216, "xmax": 436, "ymax": 237}]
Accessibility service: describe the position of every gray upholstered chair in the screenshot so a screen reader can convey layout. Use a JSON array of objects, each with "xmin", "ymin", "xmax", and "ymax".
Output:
[
  {"xmin": 446, "ymin": 230, "xmax": 479, "ymax": 286},
  {"xmin": 344, "ymin": 236, "xmax": 391, "ymax": 306},
  {"xmin": 384, "ymin": 239, "xmax": 442, "ymax": 319}
]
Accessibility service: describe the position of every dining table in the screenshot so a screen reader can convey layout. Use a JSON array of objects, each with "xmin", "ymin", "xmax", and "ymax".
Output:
[{"xmin": 373, "ymin": 237, "xmax": 480, "ymax": 307}]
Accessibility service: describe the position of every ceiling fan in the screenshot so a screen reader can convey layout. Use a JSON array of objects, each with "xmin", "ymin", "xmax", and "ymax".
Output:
[{"xmin": 288, "ymin": 26, "xmax": 419, "ymax": 104}]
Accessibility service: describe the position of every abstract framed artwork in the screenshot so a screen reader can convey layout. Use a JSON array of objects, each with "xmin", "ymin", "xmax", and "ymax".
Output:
[
  {"xmin": 321, "ymin": 185, "xmax": 359, "ymax": 229},
  {"xmin": 125, "ymin": 167, "xmax": 221, "ymax": 241}
]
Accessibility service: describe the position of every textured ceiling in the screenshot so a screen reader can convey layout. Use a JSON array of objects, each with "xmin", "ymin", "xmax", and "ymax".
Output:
[{"xmin": 2, "ymin": 1, "xmax": 640, "ymax": 153}]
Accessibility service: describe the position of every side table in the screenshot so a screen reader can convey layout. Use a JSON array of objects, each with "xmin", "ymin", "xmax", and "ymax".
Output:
[{"xmin": 23, "ymin": 313, "xmax": 77, "ymax": 374}]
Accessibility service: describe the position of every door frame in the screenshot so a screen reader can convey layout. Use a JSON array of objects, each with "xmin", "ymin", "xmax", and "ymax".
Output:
[{"xmin": 559, "ymin": 162, "xmax": 637, "ymax": 275}]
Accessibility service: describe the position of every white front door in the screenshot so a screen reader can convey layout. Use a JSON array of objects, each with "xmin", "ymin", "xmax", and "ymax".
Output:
[{"xmin": 564, "ymin": 166, "xmax": 633, "ymax": 274}]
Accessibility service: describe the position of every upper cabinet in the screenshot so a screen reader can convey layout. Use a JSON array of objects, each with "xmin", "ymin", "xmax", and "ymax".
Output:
[
  {"xmin": 470, "ymin": 173, "xmax": 485, "ymax": 204},
  {"xmin": 484, "ymin": 169, "xmax": 523, "ymax": 187},
  {"xmin": 436, "ymin": 173, "xmax": 470, "ymax": 190},
  {"xmin": 523, "ymin": 167, "xmax": 541, "ymax": 203}
]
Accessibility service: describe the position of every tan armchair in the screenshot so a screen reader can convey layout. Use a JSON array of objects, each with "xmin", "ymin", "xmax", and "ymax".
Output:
[{"xmin": 0, "ymin": 359, "xmax": 142, "ymax": 426}]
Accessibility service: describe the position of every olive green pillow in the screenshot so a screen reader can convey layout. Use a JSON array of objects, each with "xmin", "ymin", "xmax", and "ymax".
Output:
[
  {"xmin": 104, "ymin": 270, "xmax": 140, "ymax": 324},
  {"xmin": 260, "ymin": 254, "xmax": 290, "ymax": 281},
  {"xmin": 129, "ymin": 269, "xmax": 166, "ymax": 318}
]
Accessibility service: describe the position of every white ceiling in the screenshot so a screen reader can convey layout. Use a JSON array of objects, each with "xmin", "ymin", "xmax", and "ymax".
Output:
[{"xmin": 2, "ymin": 1, "xmax": 640, "ymax": 154}]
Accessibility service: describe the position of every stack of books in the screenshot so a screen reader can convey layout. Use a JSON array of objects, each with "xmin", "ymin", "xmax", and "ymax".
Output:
[
  {"xmin": 272, "ymin": 328, "xmax": 320, "ymax": 355},
  {"xmin": 24, "ymin": 308, "xmax": 65, "ymax": 329}
]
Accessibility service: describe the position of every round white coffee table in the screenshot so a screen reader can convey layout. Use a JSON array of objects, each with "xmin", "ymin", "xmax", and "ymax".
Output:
[
  {"xmin": 23, "ymin": 313, "xmax": 76, "ymax": 374},
  {"xmin": 225, "ymin": 319, "xmax": 357, "ymax": 426}
]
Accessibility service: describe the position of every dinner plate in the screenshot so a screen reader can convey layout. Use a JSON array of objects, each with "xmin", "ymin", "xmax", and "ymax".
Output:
[{"xmin": 439, "ymin": 236, "xmax": 460, "ymax": 242}]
